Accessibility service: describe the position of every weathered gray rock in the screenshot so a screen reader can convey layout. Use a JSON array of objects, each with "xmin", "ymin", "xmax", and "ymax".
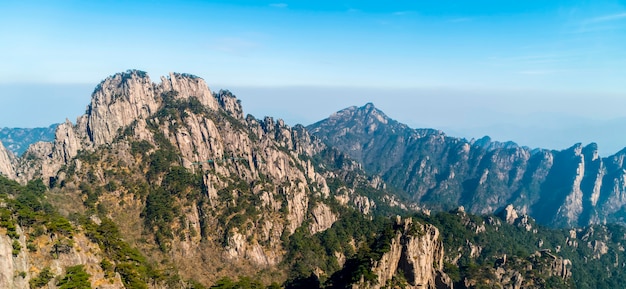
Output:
[
  {"xmin": 9, "ymin": 70, "xmax": 408, "ymax": 277},
  {"xmin": 533, "ymin": 250, "xmax": 572, "ymax": 280},
  {"xmin": 310, "ymin": 203, "xmax": 338, "ymax": 234},
  {"xmin": 500, "ymin": 204, "xmax": 519, "ymax": 224},
  {"xmin": 87, "ymin": 70, "xmax": 159, "ymax": 145},
  {"xmin": 0, "ymin": 140, "xmax": 15, "ymax": 178},
  {"xmin": 0, "ymin": 226, "xmax": 125, "ymax": 289},
  {"xmin": 354, "ymin": 217, "xmax": 452, "ymax": 289}
]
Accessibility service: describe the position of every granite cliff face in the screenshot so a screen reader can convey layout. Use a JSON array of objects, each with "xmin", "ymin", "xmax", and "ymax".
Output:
[
  {"xmin": 7, "ymin": 70, "xmax": 406, "ymax": 285},
  {"xmin": 308, "ymin": 103, "xmax": 626, "ymax": 227},
  {"xmin": 0, "ymin": 141, "xmax": 14, "ymax": 178},
  {"xmin": 0, "ymin": 225, "xmax": 124, "ymax": 289},
  {"xmin": 354, "ymin": 217, "xmax": 452, "ymax": 289}
]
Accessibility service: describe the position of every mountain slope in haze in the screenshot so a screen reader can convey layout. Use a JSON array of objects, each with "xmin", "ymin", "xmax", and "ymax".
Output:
[
  {"xmin": 308, "ymin": 103, "xmax": 626, "ymax": 228},
  {"xmin": 0, "ymin": 125, "xmax": 58, "ymax": 155}
]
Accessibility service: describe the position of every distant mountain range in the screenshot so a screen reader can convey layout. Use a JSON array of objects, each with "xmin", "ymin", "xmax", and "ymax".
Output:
[
  {"xmin": 0, "ymin": 124, "xmax": 58, "ymax": 155},
  {"xmin": 309, "ymin": 103, "xmax": 626, "ymax": 228}
]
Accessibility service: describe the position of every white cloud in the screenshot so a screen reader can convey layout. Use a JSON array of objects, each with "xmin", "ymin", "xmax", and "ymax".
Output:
[
  {"xmin": 585, "ymin": 12, "xmax": 626, "ymax": 23},
  {"xmin": 269, "ymin": 3, "xmax": 288, "ymax": 8},
  {"xmin": 392, "ymin": 11, "xmax": 412, "ymax": 16}
]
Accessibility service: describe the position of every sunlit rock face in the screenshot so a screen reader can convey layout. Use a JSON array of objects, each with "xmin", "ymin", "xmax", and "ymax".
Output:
[{"xmin": 0, "ymin": 141, "xmax": 15, "ymax": 178}]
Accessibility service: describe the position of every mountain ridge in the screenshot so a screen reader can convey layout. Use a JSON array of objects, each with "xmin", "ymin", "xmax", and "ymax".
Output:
[
  {"xmin": 0, "ymin": 125, "xmax": 58, "ymax": 156},
  {"xmin": 1, "ymin": 71, "xmax": 626, "ymax": 288},
  {"xmin": 0, "ymin": 70, "xmax": 440, "ymax": 288},
  {"xmin": 308, "ymin": 103, "xmax": 626, "ymax": 228}
]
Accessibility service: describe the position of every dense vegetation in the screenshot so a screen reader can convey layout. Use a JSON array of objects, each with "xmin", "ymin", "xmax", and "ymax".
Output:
[
  {"xmin": 414, "ymin": 210, "xmax": 626, "ymax": 289},
  {"xmin": 0, "ymin": 175, "xmax": 204, "ymax": 288}
]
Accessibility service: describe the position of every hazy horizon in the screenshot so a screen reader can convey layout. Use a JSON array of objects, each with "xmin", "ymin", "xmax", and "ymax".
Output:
[
  {"xmin": 1, "ymin": 80, "xmax": 626, "ymax": 156},
  {"xmin": 1, "ymin": 1, "xmax": 625, "ymax": 155}
]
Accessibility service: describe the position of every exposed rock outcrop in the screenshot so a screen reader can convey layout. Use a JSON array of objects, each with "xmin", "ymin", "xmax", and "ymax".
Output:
[
  {"xmin": 484, "ymin": 251, "xmax": 571, "ymax": 289},
  {"xmin": 499, "ymin": 204, "xmax": 519, "ymax": 225},
  {"xmin": 0, "ymin": 141, "xmax": 15, "ymax": 178},
  {"xmin": 533, "ymin": 250, "xmax": 572, "ymax": 280},
  {"xmin": 7, "ymin": 70, "xmax": 408, "ymax": 285},
  {"xmin": 310, "ymin": 203, "xmax": 338, "ymax": 234},
  {"xmin": 0, "ymin": 226, "xmax": 124, "ymax": 289},
  {"xmin": 354, "ymin": 217, "xmax": 452, "ymax": 289}
]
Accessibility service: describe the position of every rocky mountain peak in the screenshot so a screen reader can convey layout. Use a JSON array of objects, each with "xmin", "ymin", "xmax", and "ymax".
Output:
[
  {"xmin": 471, "ymin": 136, "xmax": 521, "ymax": 151},
  {"xmin": 345, "ymin": 103, "xmax": 389, "ymax": 124},
  {"xmin": 86, "ymin": 70, "xmax": 159, "ymax": 145},
  {"xmin": 582, "ymin": 143, "xmax": 600, "ymax": 161},
  {"xmin": 85, "ymin": 70, "xmax": 221, "ymax": 146},
  {"xmin": 10, "ymin": 70, "xmax": 245, "ymax": 184},
  {"xmin": 310, "ymin": 104, "xmax": 626, "ymax": 227},
  {"xmin": 214, "ymin": 89, "xmax": 244, "ymax": 120},
  {"xmin": 159, "ymin": 72, "xmax": 219, "ymax": 111}
]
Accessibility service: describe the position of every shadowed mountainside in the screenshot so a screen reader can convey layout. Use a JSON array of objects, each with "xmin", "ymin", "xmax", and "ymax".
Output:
[{"xmin": 308, "ymin": 103, "xmax": 626, "ymax": 227}]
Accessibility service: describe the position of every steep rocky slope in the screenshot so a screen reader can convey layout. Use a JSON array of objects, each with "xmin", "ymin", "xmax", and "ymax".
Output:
[
  {"xmin": 351, "ymin": 217, "xmax": 452, "ymax": 289},
  {"xmin": 3, "ymin": 71, "xmax": 626, "ymax": 288},
  {"xmin": 0, "ymin": 177, "xmax": 129, "ymax": 289},
  {"xmin": 1, "ymin": 70, "xmax": 410, "ymax": 287},
  {"xmin": 0, "ymin": 141, "xmax": 14, "ymax": 178},
  {"xmin": 308, "ymin": 103, "xmax": 626, "ymax": 227}
]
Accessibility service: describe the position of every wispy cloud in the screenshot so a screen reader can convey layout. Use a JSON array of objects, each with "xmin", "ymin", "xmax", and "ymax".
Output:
[
  {"xmin": 489, "ymin": 53, "xmax": 579, "ymax": 66},
  {"xmin": 449, "ymin": 17, "xmax": 472, "ymax": 23},
  {"xmin": 584, "ymin": 12, "xmax": 626, "ymax": 24},
  {"xmin": 269, "ymin": 3, "xmax": 288, "ymax": 8},
  {"xmin": 392, "ymin": 11, "xmax": 412, "ymax": 16},
  {"xmin": 518, "ymin": 70, "xmax": 559, "ymax": 75},
  {"xmin": 571, "ymin": 12, "xmax": 626, "ymax": 34}
]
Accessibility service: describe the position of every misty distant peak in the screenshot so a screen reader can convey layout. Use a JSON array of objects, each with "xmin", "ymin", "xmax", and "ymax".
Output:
[{"xmin": 328, "ymin": 102, "xmax": 390, "ymax": 125}]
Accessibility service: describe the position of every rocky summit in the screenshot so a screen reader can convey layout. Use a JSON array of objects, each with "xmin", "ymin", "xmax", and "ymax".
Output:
[
  {"xmin": 0, "ymin": 70, "xmax": 422, "ymax": 288},
  {"xmin": 0, "ymin": 70, "xmax": 625, "ymax": 288},
  {"xmin": 308, "ymin": 103, "xmax": 626, "ymax": 227}
]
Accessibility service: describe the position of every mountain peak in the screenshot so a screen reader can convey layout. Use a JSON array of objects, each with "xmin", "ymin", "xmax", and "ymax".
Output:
[
  {"xmin": 361, "ymin": 102, "xmax": 376, "ymax": 110},
  {"xmin": 327, "ymin": 102, "xmax": 390, "ymax": 127},
  {"xmin": 85, "ymin": 70, "xmax": 222, "ymax": 145}
]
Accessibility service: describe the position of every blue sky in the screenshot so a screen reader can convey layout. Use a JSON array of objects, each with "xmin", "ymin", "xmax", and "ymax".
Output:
[{"xmin": 1, "ymin": 1, "xmax": 626, "ymax": 154}]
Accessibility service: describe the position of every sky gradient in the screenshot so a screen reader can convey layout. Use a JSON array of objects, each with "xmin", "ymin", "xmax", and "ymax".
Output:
[{"xmin": 1, "ymin": 1, "xmax": 625, "ymax": 154}]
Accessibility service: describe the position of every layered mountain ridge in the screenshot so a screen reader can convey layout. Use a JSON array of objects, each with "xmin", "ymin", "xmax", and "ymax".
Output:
[
  {"xmin": 308, "ymin": 103, "xmax": 626, "ymax": 227},
  {"xmin": 0, "ymin": 125, "xmax": 57, "ymax": 156},
  {"xmin": 0, "ymin": 70, "xmax": 439, "ymax": 288},
  {"xmin": 1, "ymin": 70, "xmax": 624, "ymax": 288}
]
